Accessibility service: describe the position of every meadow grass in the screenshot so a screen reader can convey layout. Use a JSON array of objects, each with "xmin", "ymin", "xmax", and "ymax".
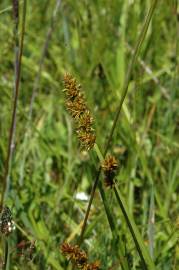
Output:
[{"xmin": 0, "ymin": 0, "xmax": 179, "ymax": 269}]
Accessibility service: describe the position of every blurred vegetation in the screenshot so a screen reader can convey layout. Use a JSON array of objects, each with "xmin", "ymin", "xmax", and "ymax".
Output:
[{"xmin": 0, "ymin": 0, "xmax": 179, "ymax": 269}]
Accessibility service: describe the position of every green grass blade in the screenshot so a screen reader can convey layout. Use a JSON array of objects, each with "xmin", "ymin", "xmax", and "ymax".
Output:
[{"xmin": 114, "ymin": 185, "xmax": 156, "ymax": 270}]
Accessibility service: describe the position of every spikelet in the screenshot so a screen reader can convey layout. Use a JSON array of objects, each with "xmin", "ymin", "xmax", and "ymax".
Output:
[
  {"xmin": 63, "ymin": 73, "xmax": 96, "ymax": 151},
  {"xmin": 60, "ymin": 242, "xmax": 100, "ymax": 270},
  {"xmin": 101, "ymin": 155, "xmax": 118, "ymax": 188},
  {"xmin": 83, "ymin": 261, "xmax": 101, "ymax": 270},
  {"xmin": 61, "ymin": 242, "xmax": 87, "ymax": 266}
]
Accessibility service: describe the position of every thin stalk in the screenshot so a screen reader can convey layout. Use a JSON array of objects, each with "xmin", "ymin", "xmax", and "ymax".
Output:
[
  {"xmin": 19, "ymin": 0, "xmax": 61, "ymax": 185},
  {"xmin": 98, "ymin": 183, "xmax": 129, "ymax": 270},
  {"xmin": 29, "ymin": 0, "xmax": 61, "ymax": 116},
  {"xmin": 78, "ymin": 0, "xmax": 158, "ymax": 246},
  {"xmin": 91, "ymin": 141, "xmax": 156, "ymax": 269},
  {"xmin": 1, "ymin": 2, "xmax": 27, "ymax": 269},
  {"xmin": 4, "ymin": 239, "xmax": 9, "ymax": 270},
  {"xmin": 148, "ymin": 186, "xmax": 155, "ymax": 259},
  {"xmin": 126, "ymin": 43, "xmax": 170, "ymax": 100},
  {"xmin": 74, "ymin": 146, "xmax": 129, "ymax": 270},
  {"xmin": 1, "ymin": 0, "xmax": 27, "ymax": 207},
  {"xmin": 114, "ymin": 185, "xmax": 156, "ymax": 269},
  {"xmin": 94, "ymin": 144, "xmax": 129, "ymax": 269}
]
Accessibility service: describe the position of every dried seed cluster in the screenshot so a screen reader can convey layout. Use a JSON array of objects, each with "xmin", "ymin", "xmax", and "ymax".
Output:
[
  {"xmin": 16, "ymin": 240, "xmax": 36, "ymax": 261},
  {"xmin": 101, "ymin": 155, "xmax": 118, "ymax": 188},
  {"xmin": 63, "ymin": 73, "xmax": 96, "ymax": 150},
  {"xmin": 0, "ymin": 206, "xmax": 15, "ymax": 236},
  {"xmin": 61, "ymin": 242, "xmax": 100, "ymax": 270}
]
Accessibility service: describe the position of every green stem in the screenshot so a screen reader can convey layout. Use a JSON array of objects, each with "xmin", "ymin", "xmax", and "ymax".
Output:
[
  {"xmin": 78, "ymin": 0, "xmax": 158, "ymax": 248},
  {"xmin": 114, "ymin": 185, "xmax": 156, "ymax": 269},
  {"xmin": 98, "ymin": 183, "xmax": 129, "ymax": 270}
]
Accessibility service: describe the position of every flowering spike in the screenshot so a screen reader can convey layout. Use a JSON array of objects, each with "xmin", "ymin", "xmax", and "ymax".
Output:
[
  {"xmin": 101, "ymin": 155, "xmax": 118, "ymax": 188},
  {"xmin": 60, "ymin": 242, "xmax": 100, "ymax": 270},
  {"xmin": 63, "ymin": 73, "xmax": 96, "ymax": 150}
]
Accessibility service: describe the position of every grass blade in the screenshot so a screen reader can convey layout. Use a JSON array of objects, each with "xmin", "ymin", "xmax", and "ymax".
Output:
[{"xmin": 114, "ymin": 185, "xmax": 156, "ymax": 269}]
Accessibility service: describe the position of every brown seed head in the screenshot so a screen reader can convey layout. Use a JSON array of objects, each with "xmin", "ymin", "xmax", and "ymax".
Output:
[
  {"xmin": 60, "ymin": 243, "xmax": 87, "ymax": 266},
  {"xmin": 82, "ymin": 261, "xmax": 100, "ymax": 270},
  {"xmin": 101, "ymin": 155, "xmax": 118, "ymax": 188},
  {"xmin": 63, "ymin": 73, "xmax": 96, "ymax": 151},
  {"xmin": 101, "ymin": 155, "xmax": 118, "ymax": 172},
  {"xmin": 60, "ymin": 242, "xmax": 100, "ymax": 270},
  {"xmin": 77, "ymin": 131, "xmax": 96, "ymax": 151},
  {"xmin": 78, "ymin": 111, "xmax": 94, "ymax": 132},
  {"xmin": 63, "ymin": 73, "xmax": 80, "ymax": 99},
  {"xmin": 66, "ymin": 96, "xmax": 86, "ymax": 119}
]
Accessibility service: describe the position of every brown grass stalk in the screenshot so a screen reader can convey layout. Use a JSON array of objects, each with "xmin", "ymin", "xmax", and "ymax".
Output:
[{"xmin": 1, "ymin": 0, "xmax": 27, "ymax": 208}]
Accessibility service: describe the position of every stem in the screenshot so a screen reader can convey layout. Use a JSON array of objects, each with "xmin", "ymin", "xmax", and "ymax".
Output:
[
  {"xmin": 78, "ymin": 0, "xmax": 158, "ymax": 249},
  {"xmin": 19, "ymin": 0, "xmax": 61, "ymax": 185},
  {"xmin": 4, "ymin": 239, "xmax": 9, "ymax": 270},
  {"xmin": 98, "ymin": 183, "xmax": 129, "ymax": 270},
  {"xmin": 114, "ymin": 184, "xmax": 156, "ymax": 269},
  {"xmin": 78, "ymin": 168, "xmax": 101, "ymax": 244},
  {"xmin": 1, "ymin": 0, "xmax": 27, "ymax": 207},
  {"xmin": 29, "ymin": 0, "xmax": 61, "ymax": 116},
  {"xmin": 2, "ymin": 2, "xmax": 27, "ymax": 269}
]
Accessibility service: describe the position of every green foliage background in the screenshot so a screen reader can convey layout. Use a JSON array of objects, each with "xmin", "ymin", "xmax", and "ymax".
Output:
[{"xmin": 0, "ymin": 0, "xmax": 179, "ymax": 269}]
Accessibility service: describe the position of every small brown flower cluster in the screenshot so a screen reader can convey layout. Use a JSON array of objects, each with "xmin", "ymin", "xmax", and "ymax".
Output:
[
  {"xmin": 101, "ymin": 155, "xmax": 118, "ymax": 188},
  {"xmin": 63, "ymin": 73, "xmax": 96, "ymax": 150},
  {"xmin": 16, "ymin": 240, "xmax": 36, "ymax": 261},
  {"xmin": 60, "ymin": 242, "xmax": 100, "ymax": 270}
]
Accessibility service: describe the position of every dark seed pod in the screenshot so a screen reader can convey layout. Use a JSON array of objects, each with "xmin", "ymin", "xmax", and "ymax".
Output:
[
  {"xmin": 0, "ymin": 206, "xmax": 15, "ymax": 236},
  {"xmin": 101, "ymin": 155, "xmax": 118, "ymax": 188}
]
